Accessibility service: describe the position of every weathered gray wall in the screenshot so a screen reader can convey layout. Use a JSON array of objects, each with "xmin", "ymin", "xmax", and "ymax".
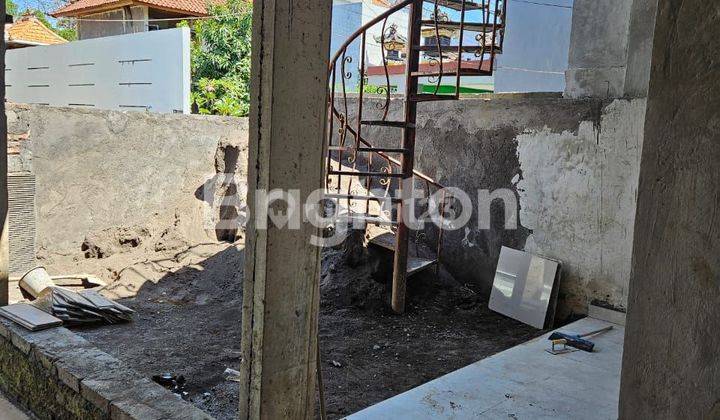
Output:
[
  {"xmin": 565, "ymin": 0, "xmax": 634, "ymax": 98},
  {"xmin": 9, "ymin": 94, "xmax": 643, "ymax": 317},
  {"xmin": 77, "ymin": 6, "xmax": 148, "ymax": 40},
  {"xmin": 7, "ymin": 104, "xmax": 248, "ymax": 254},
  {"xmin": 339, "ymin": 93, "xmax": 644, "ymax": 316},
  {"xmin": 619, "ymin": 0, "xmax": 720, "ymax": 417},
  {"xmin": 623, "ymin": 0, "xmax": 659, "ymax": 98},
  {"xmin": 564, "ymin": 0, "xmax": 659, "ymax": 99}
]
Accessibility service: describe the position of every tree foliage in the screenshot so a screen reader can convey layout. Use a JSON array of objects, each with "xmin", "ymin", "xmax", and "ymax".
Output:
[
  {"xmin": 29, "ymin": 9, "xmax": 77, "ymax": 41},
  {"xmin": 187, "ymin": 0, "xmax": 252, "ymax": 117},
  {"xmin": 6, "ymin": 0, "xmax": 77, "ymax": 41},
  {"xmin": 6, "ymin": 0, "xmax": 18, "ymax": 15}
]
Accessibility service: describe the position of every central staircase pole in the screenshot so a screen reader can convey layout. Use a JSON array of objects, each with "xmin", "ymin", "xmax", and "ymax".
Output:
[{"xmin": 391, "ymin": 0, "xmax": 423, "ymax": 314}]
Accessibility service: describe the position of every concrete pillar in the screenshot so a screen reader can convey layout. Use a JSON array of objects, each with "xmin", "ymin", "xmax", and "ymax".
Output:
[
  {"xmin": 619, "ymin": 0, "xmax": 720, "ymax": 418},
  {"xmin": 564, "ymin": 0, "xmax": 633, "ymax": 98},
  {"xmin": 0, "ymin": 0, "xmax": 8, "ymax": 306},
  {"xmin": 623, "ymin": 0, "xmax": 659, "ymax": 98},
  {"xmin": 237, "ymin": 0, "xmax": 332, "ymax": 418}
]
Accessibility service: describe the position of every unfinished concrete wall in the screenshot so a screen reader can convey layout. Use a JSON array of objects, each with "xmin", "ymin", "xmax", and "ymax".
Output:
[
  {"xmin": 339, "ymin": 93, "xmax": 645, "ymax": 316},
  {"xmin": 77, "ymin": 6, "xmax": 148, "ymax": 40},
  {"xmin": 619, "ymin": 0, "xmax": 720, "ymax": 417},
  {"xmin": 565, "ymin": 0, "xmax": 634, "ymax": 98},
  {"xmin": 564, "ymin": 0, "xmax": 659, "ymax": 99},
  {"xmin": 6, "ymin": 104, "xmax": 248, "ymax": 255},
  {"xmin": 623, "ymin": 0, "xmax": 659, "ymax": 98}
]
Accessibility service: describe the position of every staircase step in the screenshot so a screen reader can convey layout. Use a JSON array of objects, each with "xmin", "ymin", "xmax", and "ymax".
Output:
[
  {"xmin": 329, "ymin": 170, "xmax": 405, "ymax": 178},
  {"xmin": 420, "ymin": 20, "xmax": 502, "ymax": 32},
  {"xmin": 432, "ymin": 0, "xmax": 487, "ymax": 11},
  {"xmin": 328, "ymin": 145, "xmax": 407, "ymax": 153},
  {"xmin": 338, "ymin": 215, "xmax": 397, "ymax": 226},
  {"xmin": 411, "ymin": 69, "xmax": 493, "ymax": 78},
  {"xmin": 413, "ymin": 45, "xmax": 498, "ymax": 53},
  {"xmin": 407, "ymin": 257, "xmax": 438, "ymax": 276},
  {"xmin": 357, "ymin": 146, "xmax": 408, "ymax": 153},
  {"xmin": 325, "ymin": 193, "xmax": 401, "ymax": 202},
  {"xmin": 368, "ymin": 232, "xmax": 438, "ymax": 276},
  {"xmin": 408, "ymin": 93, "xmax": 458, "ymax": 102},
  {"xmin": 361, "ymin": 120, "xmax": 416, "ymax": 128}
]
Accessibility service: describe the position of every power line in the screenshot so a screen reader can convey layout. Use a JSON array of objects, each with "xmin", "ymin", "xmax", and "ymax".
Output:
[{"xmin": 513, "ymin": 0, "xmax": 573, "ymax": 9}]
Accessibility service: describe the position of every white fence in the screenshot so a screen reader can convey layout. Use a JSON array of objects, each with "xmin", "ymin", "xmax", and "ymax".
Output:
[{"xmin": 5, "ymin": 27, "xmax": 191, "ymax": 114}]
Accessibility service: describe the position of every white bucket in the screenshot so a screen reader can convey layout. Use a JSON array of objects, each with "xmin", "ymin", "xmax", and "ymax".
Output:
[{"xmin": 19, "ymin": 266, "xmax": 55, "ymax": 298}]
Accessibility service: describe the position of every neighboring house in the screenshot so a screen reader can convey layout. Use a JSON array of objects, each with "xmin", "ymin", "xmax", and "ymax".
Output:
[
  {"xmin": 331, "ymin": 0, "xmax": 494, "ymax": 93},
  {"xmin": 51, "ymin": 0, "xmax": 219, "ymax": 40},
  {"xmin": 4, "ymin": 14, "xmax": 68, "ymax": 49}
]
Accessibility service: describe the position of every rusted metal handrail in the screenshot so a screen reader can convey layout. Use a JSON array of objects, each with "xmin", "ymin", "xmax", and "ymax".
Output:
[{"xmin": 325, "ymin": 0, "xmax": 506, "ymax": 313}]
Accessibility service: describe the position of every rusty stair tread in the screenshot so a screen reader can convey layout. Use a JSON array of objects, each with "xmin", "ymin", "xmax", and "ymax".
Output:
[
  {"xmin": 406, "ymin": 257, "xmax": 438, "ymax": 276},
  {"xmin": 432, "ymin": 0, "xmax": 487, "ymax": 11},
  {"xmin": 338, "ymin": 215, "xmax": 398, "ymax": 226},
  {"xmin": 328, "ymin": 145, "xmax": 408, "ymax": 153},
  {"xmin": 329, "ymin": 170, "xmax": 405, "ymax": 177},
  {"xmin": 361, "ymin": 120, "xmax": 415, "ymax": 128},
  {"xmin": 368, "ymin": 232, "xmax": 438, "ymax": 276},
  {"xmin": 325, "ymin": 193, "xmax": 401, "ymax": 202},
  {"xmin": 413, "ymin": 45, "xmax": 501, "ymax": 52},
  {"xmin": 411, "ymin": 69, "xmax": 493, "ymax": 78},
  {"xmin": 408, "ymin": 93, "xmax": 459, "ymax": 102},
  {"xmin": 420, "ymin": 20, "xmax": 502, "ymax": 31}
]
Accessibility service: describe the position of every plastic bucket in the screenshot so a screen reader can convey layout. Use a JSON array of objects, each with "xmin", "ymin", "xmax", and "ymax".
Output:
[{"xmin": 19, "ymin": 266, "xmax": 55, "ymax": 299}]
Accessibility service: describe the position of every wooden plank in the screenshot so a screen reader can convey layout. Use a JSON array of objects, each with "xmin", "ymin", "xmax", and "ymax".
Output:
[{"xmin": 0, "ymin": 0, "xmax": 8, "ymax": 306}]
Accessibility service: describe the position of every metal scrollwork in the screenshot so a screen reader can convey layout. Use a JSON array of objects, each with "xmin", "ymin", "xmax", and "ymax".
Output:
[
  {"xmin": 377, "ymin": 18, "xmax": 393, "ymax": 120},
  {"xmin": 343, "ymin": 55, "xmax": 353, "ymax": 80},
  {"xmin": 379, "ymin": 164, "xmax": 393, "ymax": 187}
]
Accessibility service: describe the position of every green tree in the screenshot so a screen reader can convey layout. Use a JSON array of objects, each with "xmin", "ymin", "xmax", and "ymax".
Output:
[
  {"xmin": 185, "ymin": 0, "xmax": 252, "ymax": 117},
  {"xmin": 28, "ymin": 9, "xmax": 77, "ymax": 41},
  {"xmin": 6, "ymin": 0, "xmax": 18, "ymax": 15}
]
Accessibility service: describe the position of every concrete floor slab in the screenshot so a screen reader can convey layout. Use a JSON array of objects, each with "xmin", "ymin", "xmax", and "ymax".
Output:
[
  {"xmin": 347, "ymin": 317, "xmax": 623, "ymax": 420},
  {"xmin": 0, "ymin": 391, "xmax": 29, "ymax": 420}
]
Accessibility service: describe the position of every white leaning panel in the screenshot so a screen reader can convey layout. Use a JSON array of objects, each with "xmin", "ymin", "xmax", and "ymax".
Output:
[
  {"xmin": 489, "ymin": 246, "xmax": 560, "ymax": 329},
  {"xmin": 5, "ymin": 27, "xmax": 191, "ymax": 114}
]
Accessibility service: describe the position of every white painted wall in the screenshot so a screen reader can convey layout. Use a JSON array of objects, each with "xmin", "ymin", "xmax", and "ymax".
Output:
[
  {"xmin": 5, "ymin": 27, "xmax": 191, "ymax": 114},
  {"xmin": 517, "ymin": 98, "xmax": 646, "ymax": 311}
]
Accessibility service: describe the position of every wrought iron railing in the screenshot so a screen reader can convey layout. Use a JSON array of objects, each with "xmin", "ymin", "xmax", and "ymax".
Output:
[{"xmin": 325, "ymin": 0, "xmax": 506, "ymax": 312}]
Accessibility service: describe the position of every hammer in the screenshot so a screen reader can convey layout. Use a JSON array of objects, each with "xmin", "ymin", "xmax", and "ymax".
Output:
[{"xmin": 547, "ymin": 325, "xmax": 613, "ymax": 353}]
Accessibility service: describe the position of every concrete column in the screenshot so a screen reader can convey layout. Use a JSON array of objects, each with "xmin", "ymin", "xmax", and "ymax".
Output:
[
  {"xmin": 0, "ymin": 0, "xmax": 8, "ymax": 306},
  {"xmin": 623, "ymin": 0, "xmax": 659, "ymax": 98},
  {"xmin": 619, "ymin": 0, "xmax": 720, "ymax": 417},
  {"xmin": 238, "ymin": 0, "xmax": 332, "ymax": 418},
  {"xmin": 564, "ymin": 0, "xmax": 633, "ymax": 98}
]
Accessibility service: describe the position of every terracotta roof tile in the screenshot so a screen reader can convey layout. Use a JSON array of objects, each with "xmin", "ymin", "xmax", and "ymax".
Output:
[
  {"xmin": 52, "ymin": 0, "xmax": 223, "ymax": 17},
  {"xmin": 5, "ymin": 15, "xmax": 68, "ymax": 45}
]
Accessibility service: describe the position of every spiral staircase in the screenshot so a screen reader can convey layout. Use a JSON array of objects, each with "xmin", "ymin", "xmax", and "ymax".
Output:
[{"xmin": 325, "ymin": 0, "xmax": 506, "ymax": 313}]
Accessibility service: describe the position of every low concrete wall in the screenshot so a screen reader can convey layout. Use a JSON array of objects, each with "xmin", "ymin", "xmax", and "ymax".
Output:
[
  {"xmin": 9, "ymin": 95, "xmax": 643, "ymax": 317},
  {"xmin": 7, "ymin": 104, "xmax": 249, "ymax": 254},
  {"xmin": 0, "ymin": 318, "xmax": 212, "ymax": 419},
  {"xmin": 337, "ymin": 93, "xmax": 645, "ymax": 316}
]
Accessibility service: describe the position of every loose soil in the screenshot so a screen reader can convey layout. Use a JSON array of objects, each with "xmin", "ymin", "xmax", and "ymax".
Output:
[{"xmin": 39, "ymin": 229, "xmax": 542, "ymax": 419}]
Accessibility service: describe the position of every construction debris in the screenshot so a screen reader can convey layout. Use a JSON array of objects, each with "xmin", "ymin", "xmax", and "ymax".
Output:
[
  {"xmin": 11, "ymin": 266, "xmax": 134, "ymax": 327},
  {"xmin": 33, "ymin": 288, "xmax": 134, "ymax": 325},
  {"xmin": 0, "ymin": 303, "xmax": 63, "ymax": 331},
  {"xmin": 152, "ymin": 373, "xmax": 189, "ymax": 400}
]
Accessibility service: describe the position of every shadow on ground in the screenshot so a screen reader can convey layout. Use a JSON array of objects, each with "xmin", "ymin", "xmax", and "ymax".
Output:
[{"xmin": 73, "ymin": 243, "xmax": 542, "ymax": 420}]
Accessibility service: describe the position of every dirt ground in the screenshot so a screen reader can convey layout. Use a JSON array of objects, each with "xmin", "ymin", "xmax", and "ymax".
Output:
[{"xmin": 38, "ymin": 227, "xmax": 542, "ymax": 419}]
